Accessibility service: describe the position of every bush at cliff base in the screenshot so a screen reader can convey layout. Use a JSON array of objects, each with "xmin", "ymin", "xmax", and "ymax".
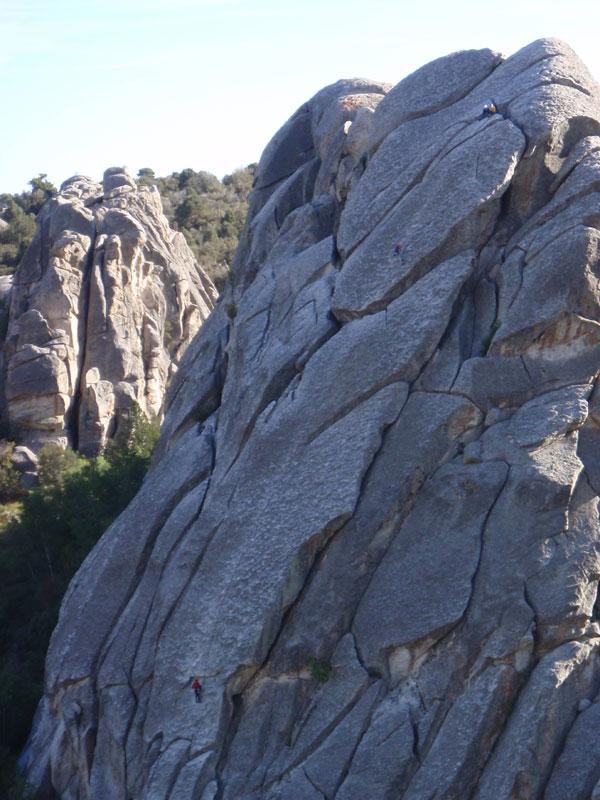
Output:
[{"xmin": 0, "ymin": 404, "xmax": 160, "ymax": 794}]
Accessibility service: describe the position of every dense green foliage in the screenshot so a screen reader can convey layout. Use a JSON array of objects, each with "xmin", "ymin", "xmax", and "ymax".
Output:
[
  {"xmin": 0, "ymin": 406, "xmax": 160, "ymax": 795},
  {"xmin": 0, "ymin": 444, "xmax": 25, "ymax": 504},
  {"xmin": 307, "ymin": 655, "xmax": 333, "ymax": 684},
  {"xmin": 0, "ymin": 166, "xmax": 254, "ymax": 291},
  {"xmin": 0, "ymin": 175, "xmax": 56, "ymax": 276},
  {"xmin": 137, "ymin": 165, "xmax": 255, "ymax": 290}
]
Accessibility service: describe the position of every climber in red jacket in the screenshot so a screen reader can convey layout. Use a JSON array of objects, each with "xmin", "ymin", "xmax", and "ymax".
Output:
[{"xmin": 192, "ymin": 677, "xmax": 202, "ymax": 703}]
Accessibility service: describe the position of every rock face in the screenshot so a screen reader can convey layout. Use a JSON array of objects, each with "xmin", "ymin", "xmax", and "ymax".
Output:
[
  {"xmin": 23, "ymin": 39, "xmax": 600, "ymax": 799},
  {"xmin": 2, "ymin": 168, "xmax": 217, "ymax": 454}
]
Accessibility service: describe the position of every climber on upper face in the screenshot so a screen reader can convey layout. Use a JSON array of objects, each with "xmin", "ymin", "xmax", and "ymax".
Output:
[
  {"xmin": 394, "ymin": 241, "xmax": 403, "ymax": 256},
  {"xmin": 480, "ymin": 101, "xmax": 498, "ymax": 119},
  {"xmin": 192, "ymin": 677, "xmax": 202, "ymax": 703}
]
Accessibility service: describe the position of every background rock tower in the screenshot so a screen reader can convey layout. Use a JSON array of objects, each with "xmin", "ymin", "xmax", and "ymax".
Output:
[{"xmin": 2, "ymin": 167, "xmax": 217, "ymax": 454}]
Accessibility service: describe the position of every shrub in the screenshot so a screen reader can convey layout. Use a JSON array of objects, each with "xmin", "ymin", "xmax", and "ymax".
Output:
[
  {"xmin": 143, "ymin": 164, "xmax": 255, "ymax": 291},
  {"xmin": 307, "ymin": 656, "xmax": 333, "ymax": 684},
  {"xmin": 0, "ymin": 405, "xmax": 160, "ymax": 793},
  {"xmin": 37, "ymin": 444, "xmax": 83, "ymax": 489},
  {"xmin": 0, "ymin": 175, "xmax": 56, "ymax": 276},
  {"xmin": 0, "ymin": 444, "xmax": 24, "ymax": 503}
]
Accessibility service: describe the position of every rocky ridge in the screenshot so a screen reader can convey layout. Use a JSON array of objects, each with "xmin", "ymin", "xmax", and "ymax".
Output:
[
  {"xmin": 2, "ymin": 168, "xmax": 217, "ymax": 454},
  {"xmin": 22, "ymin": 39, "xmax": 600, "ymax": 799}
]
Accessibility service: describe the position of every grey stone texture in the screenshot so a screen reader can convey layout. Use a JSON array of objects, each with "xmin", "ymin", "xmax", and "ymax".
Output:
[
  {"xmin": 2, "ymin": 168, "xmax": 217, "ymax": 454},
  {"xmin": 22, "ymin": 38, "xmax": 600, "ymax": 800},
  {"xmin": 11, "ymin": 444, "xmax": 38, "ymax": 473}
]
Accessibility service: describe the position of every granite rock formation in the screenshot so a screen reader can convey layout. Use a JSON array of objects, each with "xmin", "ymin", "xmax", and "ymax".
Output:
[
  {"xmin": 23, "ymin": 39, "xmax": 600, "ymax": 799},
  {"xmin": 2, "ymin": 168, "xmax": 217, "ymax": 454}
]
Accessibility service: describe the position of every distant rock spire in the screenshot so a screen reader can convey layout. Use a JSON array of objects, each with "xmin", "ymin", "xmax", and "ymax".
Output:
[{"xmin": 1, "ymin": 167, "xmax": 217, "ymax": 454}]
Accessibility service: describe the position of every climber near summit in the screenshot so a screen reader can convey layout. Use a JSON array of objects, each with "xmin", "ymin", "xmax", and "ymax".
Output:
[
  {"xmin": 480, "ymin": 101, "xmax": 498, "ymax": 119},
  {"xmin": 192, "ymin": 677, "xmax": 202, "ymax": 703}
]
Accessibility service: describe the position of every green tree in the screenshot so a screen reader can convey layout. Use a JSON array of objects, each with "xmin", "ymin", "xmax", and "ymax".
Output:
[
  {"xmin": 28, "ymin": 174, "xmax": 55, "ymax": 195},
  {"xmin": 37, "ymin": 444, "xmax": 83, "ymax": 489},
  {"xmin": 0, "ymin": 444, "xmax": 24, "ymax": 503},
  {"xmin": 155, "ymin": 164, "xmax": 255, "ymax": 290},
  {"xmin": 137, "ymin": 167, "xmax": 156, "ymax": 187},
  {"xmin": 28, "ymin": 174, "xmax": 55, "ymax": 213},
  {"xmin": 0, "ymin": 201, "xmax": 36, "ymax": 274},
  {"xmin": 0, "ymin": 175, "xmax": 56, "ymax": 275}
]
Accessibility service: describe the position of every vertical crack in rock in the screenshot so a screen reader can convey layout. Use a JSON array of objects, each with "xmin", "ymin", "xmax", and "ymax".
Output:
[
  {"xmin": 302, "ymin": 767, "xmax": 327, "ymax": 799},
  {"xmin": 266, "ymin": 681, "xmax": 375, "ymax": 793},
  {"xmin": 270, "ymin": 388, "xmax": 408, "ymax": 662},
  {"xmin": 67, "ymin": 220, "xmax": 98, "ymax": 452},
  {"xmin": 213, "ymin": 693, "xmax": 244, "ymax": 800},
  {"xmin": 330, "ymin": 681, "xmax": 386, "ymax": 799},
  {"xmin": 139, "ymin": 440, "xmax": 218, "ymax": 670},
  {"xmin": 99, "ymin": 452, "xmax": 215, "ymax": 688},
  {"xmin": 92, "ymin": 464, "xmax": 215, "ymax": 680},
  {"xmin": 460, "ymin": 462, "xmax": 511, "ymax": 639}
]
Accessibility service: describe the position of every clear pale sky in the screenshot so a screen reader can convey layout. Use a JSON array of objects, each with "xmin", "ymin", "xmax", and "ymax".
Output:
[{"xmin": 2, "ymin": 0, "xmax": 600, "ymax": 194}]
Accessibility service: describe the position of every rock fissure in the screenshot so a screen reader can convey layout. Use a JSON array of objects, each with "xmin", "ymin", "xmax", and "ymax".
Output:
[
  {"xmin": 302, "ymin": 766, "xmax": 327, "ymax": 799},
  {"xmin": 458, "ymin": 462, "xmax": 511, "ymax": 640},
  {"xmin": 67, "ymin": 226, "xmax": 98, "ymax": 452},
  {"xmin": 120, "ymin": 478, "xmax": 215, "ymax": 689},
  {"xmin": 342, "ymin": 123, "xmax": 479, "ymax": 260},
  {"xmin": 212, "ymin": 693, "xmax": 245, "ymax": 800},
  {"xmin": 305, "ymin": 380, "xmax": 407, "ymax": 447},
  {"xmin": 551, "ymin": 150, "xmax": 600, "ymax": 196},
  {"xmin": 154, "ymin": 525, "xmax": 222, "ymax": 671},
  {"xmin": 255, "ymin": 150, "xmax": 317, "ymax": 198},
  {"xmin": 255, "ymin": 528, "xmax": 344, "ymax": 672},
  {"xmin": 329, "ymin": 694, "xmax": 384, "ymax": 799},
  {"xmin": 156, "ymin": 738, "xmax": 193, "ymax": 800},
  {"xmin": 218, "ymin": 362, "xmax": 305, "ymax": 480},
  {"xmin": 515, "ymin": 221, "xmax": 599, "ymax": 269},
  {"xmin": 78, "ymin": 456, "xmax": 217, "ymax": 702},
  {"xmin": 271, "ymin": 681, "xmax": 374, "ymax": 789}
]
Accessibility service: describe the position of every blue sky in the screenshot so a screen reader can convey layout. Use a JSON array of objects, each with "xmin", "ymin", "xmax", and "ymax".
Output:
[{"xmin": 2, "ymin": 0, "xmax": 600, "ymax": 193}]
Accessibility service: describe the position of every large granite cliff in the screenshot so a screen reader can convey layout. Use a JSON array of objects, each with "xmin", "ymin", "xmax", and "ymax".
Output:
[
  {"xmin": 23, "ymin": 39, "xmax": 600, "ymax": 798},
  {"xmin": 2, "ymin": 168, "xmax": 217, "ymax": 454}
]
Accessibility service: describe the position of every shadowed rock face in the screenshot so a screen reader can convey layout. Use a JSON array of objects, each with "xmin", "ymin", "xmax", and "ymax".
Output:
[
  {"xmin": 2, "ymin": 168, "xmax": 217, "ymax": 454},
  {"xmin": 22, "ymin": 39, "xmax": 600, "ymax": 799}
]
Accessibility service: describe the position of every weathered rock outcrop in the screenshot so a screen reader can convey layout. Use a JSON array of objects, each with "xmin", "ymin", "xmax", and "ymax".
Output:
[
  {"xmin": 2, "ymin": 168, "xmax": 217, "ymax": 454},
  {"xmin": 23, "ymin": 39, "xmax": 600, "ymax": 798}
]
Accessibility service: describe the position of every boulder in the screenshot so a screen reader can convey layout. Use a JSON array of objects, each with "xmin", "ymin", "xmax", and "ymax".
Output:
[{"xmin": 11, "ymin": 445, "xmax": 38, "ymax": 473}]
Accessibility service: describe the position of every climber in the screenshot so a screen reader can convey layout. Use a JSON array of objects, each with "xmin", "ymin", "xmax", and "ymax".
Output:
[
  {"xmin": 394, "ymin": 241, "xmax": 403, "ymax": 256},
  {"xmin": 479, "ymin": 101, "xmax": 498, "ymax": 119},
  {"xmin": 192, "ymin": 677, "xmax": 202, "ymax": 703}
]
